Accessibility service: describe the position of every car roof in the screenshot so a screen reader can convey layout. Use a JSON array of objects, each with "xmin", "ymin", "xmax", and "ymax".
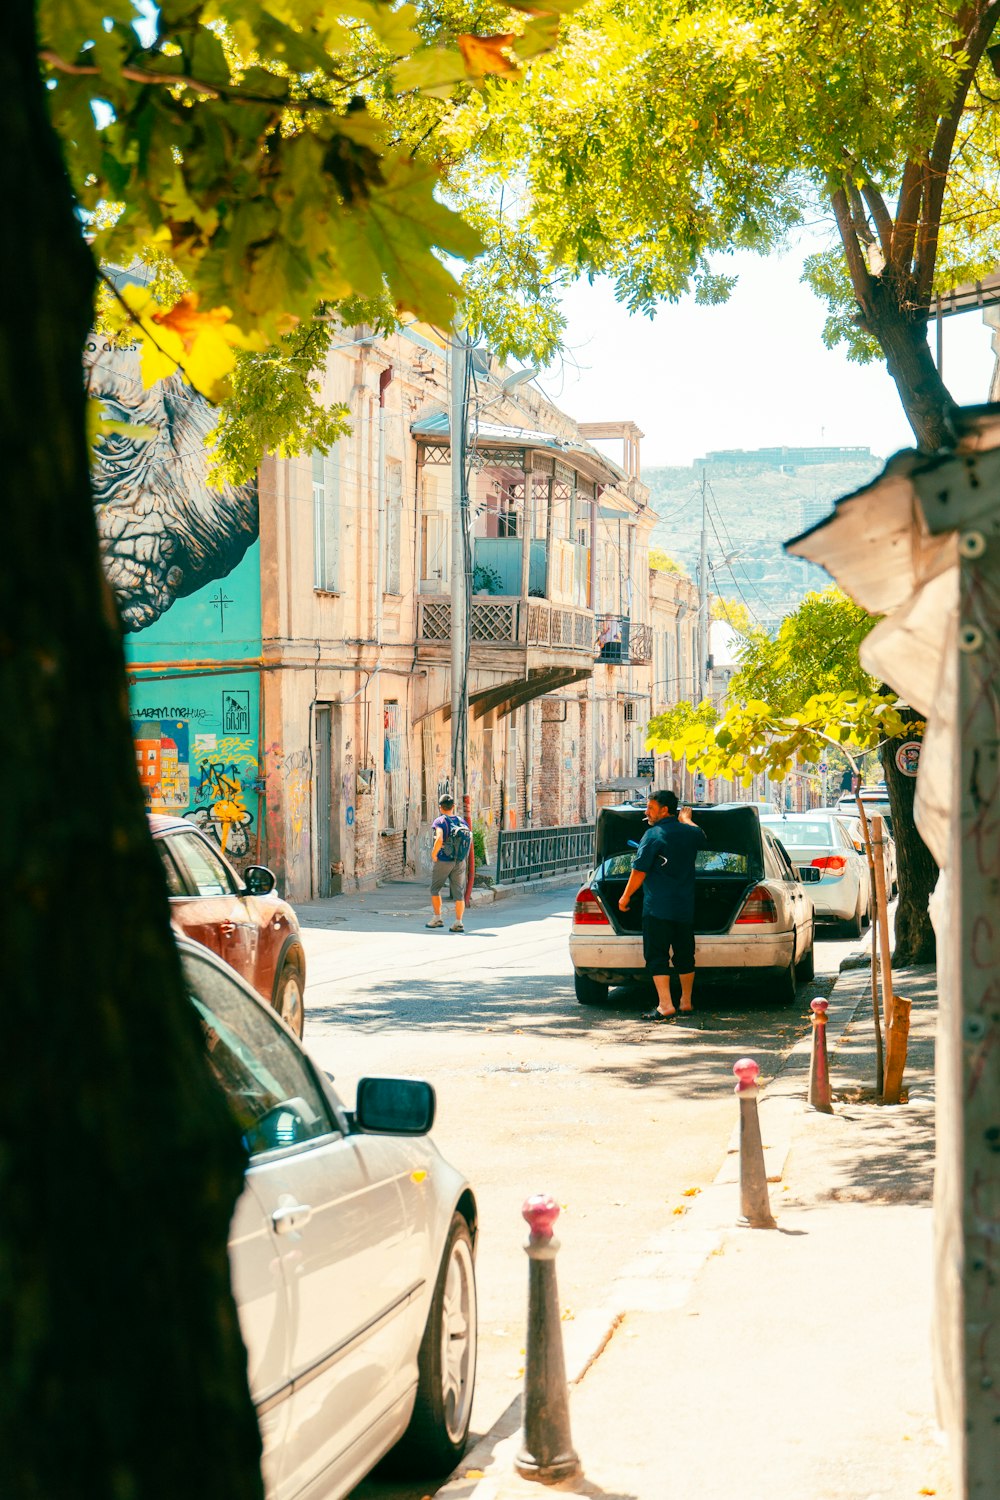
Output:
[
  {"xmin": 761, "ymin": 811, "xmax": 835, "ymax": 820},
  {"xmin": 148, "ymin": 812, "xmax": 192, "ymax": 835}
]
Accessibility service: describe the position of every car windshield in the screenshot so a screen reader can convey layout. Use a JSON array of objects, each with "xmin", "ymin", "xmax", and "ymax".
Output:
[
  {"xmin": 598, "ymin": 847, "xmax": 751, "ymax": 878},
  {"xmin": 762, "ymin": 819, "xmax": 838, "ymax": 847}
]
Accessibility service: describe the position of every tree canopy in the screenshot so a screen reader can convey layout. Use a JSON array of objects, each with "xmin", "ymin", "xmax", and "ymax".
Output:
[
  {"xmin": 728, "ymin": 586, "xmax": 876, "ymax": 710},
  {"xmin": 40, "ymin": 0, "xmax": 580, "ymax": 478},
  {"xmin": 460, "ymin": 0, "xmax": 1000, "ymax": 447}
]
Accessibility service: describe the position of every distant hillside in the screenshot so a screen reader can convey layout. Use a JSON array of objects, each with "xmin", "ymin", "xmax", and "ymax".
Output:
[{"xmin": 644, "ymin": 454, "xmax": 882, "ymax": 627}]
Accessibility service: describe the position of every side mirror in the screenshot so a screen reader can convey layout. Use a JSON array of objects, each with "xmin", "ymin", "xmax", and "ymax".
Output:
[
  {"xmin": 355, "ymin": 1077, "xmax": 436, "ymax": 1136},
  {"xmin": 244, "ymin": 865, "xmax": 276, "ymax": 896}
]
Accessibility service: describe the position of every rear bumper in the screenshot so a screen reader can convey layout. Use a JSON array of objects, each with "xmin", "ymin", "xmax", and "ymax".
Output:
[
  {"xmin": 569, "ymin": 929, "xmax": 795, "ymax": 980},
  {"xmin": 803, "ymin": 876, "xmax": 859, "ymax": 921}
]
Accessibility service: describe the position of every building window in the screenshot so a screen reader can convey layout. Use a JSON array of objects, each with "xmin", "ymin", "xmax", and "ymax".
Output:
[
  {"xmin": 385, "ymin": 458, "xmax": 403, "ymax": 595},
  {"xmin": 313, "ymin": 445, "xmax": 339, "ymax": 592},
  {"xmin": 419, "ymin": 468, "xmax": 449, "ymax": 592},
  {"xmin": 383, "ymin": 700, "xmax": 405, "ymax": 829},
  {"xmin": 623, "ymin": 701, "xmax": 637, "ymax": 723}
]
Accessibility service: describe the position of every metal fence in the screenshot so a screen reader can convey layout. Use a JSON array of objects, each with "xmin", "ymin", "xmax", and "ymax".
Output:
[{"xmin": 495, "ymin": 823, "xmax": 596, "ymax": 883}]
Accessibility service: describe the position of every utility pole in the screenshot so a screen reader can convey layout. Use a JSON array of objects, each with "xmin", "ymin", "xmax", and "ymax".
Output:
[
  {"xmin": 698, "ymin": 469, "xmax": 709, "ymax": 703},
  {"xmin": 450, "ymin": 322, "xmax": 469, "ymax": 805}
]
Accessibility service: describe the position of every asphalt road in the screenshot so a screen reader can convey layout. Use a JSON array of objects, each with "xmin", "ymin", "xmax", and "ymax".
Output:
[{"xmin": 297, "ymin": 884, "xmax": 864, "ymax": 1500}]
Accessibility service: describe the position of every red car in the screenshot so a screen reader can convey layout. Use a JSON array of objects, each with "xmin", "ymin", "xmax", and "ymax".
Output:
[{"xmin": 150, "ymin": 814, "xmax": 306, "ymax": 1035}]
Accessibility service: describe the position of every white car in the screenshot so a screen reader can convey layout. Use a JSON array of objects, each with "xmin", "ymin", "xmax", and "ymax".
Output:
[
  {"xmin": 762, "ymin": 813, "xmax": 872, "ymax": 935},
  {"xmin": 569, "ymin": 803, "xmax": 816, "ymax": 1007},
  {"xmin": 834, "ymin": 812, "xmax": 898, "ymax": 897},
  {"xmin": 180, "ymin": 940, "xmax": 478, "ymax": 1500}
]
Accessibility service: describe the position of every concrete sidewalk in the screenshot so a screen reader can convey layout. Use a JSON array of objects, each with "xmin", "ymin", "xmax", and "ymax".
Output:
[
  {"xmin": 434, "ymin": 963, "xmax": 948, "ymax": 1500},
  {"xmin": 294, "ymin": 868, "xmax": 583, "ymax": 926}
]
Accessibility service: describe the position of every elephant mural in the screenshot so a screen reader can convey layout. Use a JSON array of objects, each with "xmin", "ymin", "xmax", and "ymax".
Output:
[{"xmin": 86, "ymin": 340, "xmax": 258, "ymax": 633}]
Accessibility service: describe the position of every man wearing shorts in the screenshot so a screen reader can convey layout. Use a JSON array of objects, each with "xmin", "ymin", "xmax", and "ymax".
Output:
[
  {"xmin": 618, "ymin": 788, "xmax": 707, "ymax": 1021},
  {"xmin": 426, "ymin": 794, "xmax": 468, "ymax": 932}
]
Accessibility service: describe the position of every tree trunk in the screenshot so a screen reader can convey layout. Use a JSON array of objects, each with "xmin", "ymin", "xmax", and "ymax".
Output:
[
  {"xmin": 1, "ymin": 7, "xmax": 264, "ymax": 1497},
  {"xmin": 864, "ymin": 275, "xmax": 958, "ymax": 452},
  {"xmin": 878, "ymin": 711, "xmax": 938, "ymax": 967}
]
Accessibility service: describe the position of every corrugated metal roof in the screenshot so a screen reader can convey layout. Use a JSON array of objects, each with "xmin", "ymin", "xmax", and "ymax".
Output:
[{"xmin": 411, "ymin": 410, "xmax": 630, "ymax": 487}]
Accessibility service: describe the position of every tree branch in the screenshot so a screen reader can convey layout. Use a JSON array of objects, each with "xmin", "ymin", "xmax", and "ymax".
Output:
[
  {"xmin": 830, "ymin": 186, "xmax": 874, "ymax": 313},
  {"xmin": 915, "ymin": 1, "xmax": 1000, "ymax": 301},
  {"xmin": 39, "ymin": 49, "xmax": 344, "ymax": 111},
  {"xmin": 860, "ymin": 179, "xmax": 894, "ymax": 259},
  {"xmin": 892, "ymin": 158, "xmax": 924, "ymax": 274}
]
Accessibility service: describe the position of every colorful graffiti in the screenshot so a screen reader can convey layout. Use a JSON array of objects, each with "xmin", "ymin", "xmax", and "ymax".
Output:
[
  {"xmin": 90, "ymin": 324, "xmax": 264, "ymax": 865},
  {"xmin": 133, "ymin": 719, "xmax": 191, "ymax": 811},
  {"xmin": 185, "ymin": 735, "xmax": 261, "ymax": 858}
]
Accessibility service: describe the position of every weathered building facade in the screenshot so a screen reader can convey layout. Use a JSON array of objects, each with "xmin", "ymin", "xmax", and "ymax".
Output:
[{"xmin": 99, "ymin": 320, "xmax": 710, "ymax": 896}]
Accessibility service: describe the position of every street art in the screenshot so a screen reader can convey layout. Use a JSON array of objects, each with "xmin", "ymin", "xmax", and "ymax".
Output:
[
  {"xmin": 133, "ymin": 719, "xmax": 191, "ymax": 811},
  {"xmin": 184, "ymin": 735, "xmax": 261, "ymax": 858},
  {"xmin": 86, "ymin": 340, "xmax": 258, "ymax": 633}
]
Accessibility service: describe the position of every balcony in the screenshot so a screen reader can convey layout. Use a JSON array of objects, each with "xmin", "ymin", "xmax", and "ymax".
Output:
[
  {"xmin": 416, "ymin": 596, "xmax": 596, "ymax": 716},
  {"xmin": 596, "ymin": 614, "xmax": 653, "ymax": 666}
]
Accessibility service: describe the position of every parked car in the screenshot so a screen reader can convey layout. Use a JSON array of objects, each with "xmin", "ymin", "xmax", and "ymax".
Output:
[
  {"xmin": 834, "ymin": 812, "xmax": 898, "ymax": 897},
  {"xmin": 181, "ymin": 938, "xmax": 478, "ymax": 1500},
  {"xmin": 835, "ymin": 785, "xmax": 893, "ymax": 831},
  {"xmin": 761, "ymin": 812, "xmax": 871, "ymax": 935},
  {"xmin": 151, "ymin": 814, "xmax": 307, "ymax": 1035},
  {"xmin": 569, "ymin": 803, "xmax": 816, "ymax": 1007}
]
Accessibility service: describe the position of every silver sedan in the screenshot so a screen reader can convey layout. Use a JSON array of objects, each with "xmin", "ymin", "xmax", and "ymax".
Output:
[{"xmin": 180, "ymin": 940, "xmax": 478, "ymax": 1499}]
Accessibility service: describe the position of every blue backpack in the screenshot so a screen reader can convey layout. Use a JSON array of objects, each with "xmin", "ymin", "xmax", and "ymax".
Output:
[{"xmin": 442, "ymin": 815, "xmax": 473, "ymax": 862}]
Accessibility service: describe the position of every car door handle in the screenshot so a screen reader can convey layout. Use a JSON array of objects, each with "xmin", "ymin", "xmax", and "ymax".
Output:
[
  {"xmin": 219, "ymin": 921, "xmax": 237, "ymax": 937},
  {"xmin": 272, "ymin": 1203, "xmax": 313, "ymax": 1235}
]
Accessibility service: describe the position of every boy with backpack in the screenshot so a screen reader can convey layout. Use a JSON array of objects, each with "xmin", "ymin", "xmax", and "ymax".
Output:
[{"xmin": 426, "ymin": 794, "xmax": 473, "ymax": 932}]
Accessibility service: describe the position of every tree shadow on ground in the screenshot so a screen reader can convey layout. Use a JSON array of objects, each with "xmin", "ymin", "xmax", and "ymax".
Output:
[{"xmin": 307, "ymin": 972, "xmax": 827, "ymax": 1102}]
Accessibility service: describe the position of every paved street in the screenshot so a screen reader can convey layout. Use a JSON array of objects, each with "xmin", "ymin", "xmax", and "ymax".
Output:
[{"xmin": 296, "ymin": 881, "xmax": 865, "ymax": 1500}]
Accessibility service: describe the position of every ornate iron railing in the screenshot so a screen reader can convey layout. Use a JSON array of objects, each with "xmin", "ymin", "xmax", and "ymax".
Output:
[
  {"xmin": 595, "ymin": 615, "xmax": 653, "ymax": 665},
  {"xmin": 496, "ymin": 823, "xmax": 596, "ymax": 883}
]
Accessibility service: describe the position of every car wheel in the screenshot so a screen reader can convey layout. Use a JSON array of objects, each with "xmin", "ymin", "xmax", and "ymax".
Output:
[
  {"xmin": 843, "ymin": 894, "xmax": 863, "ymax": 939},
  {"xmin": 273, "ymin": 960, "xmax": 305, "ymax": 1037},
  {"xmin": 395, "ymin": 1213, "xmax": 477, "ymax": 1474},
  {"xmin": 772, "ymin": 952, "xmax": 798, "ymax": 1006},
  {"xmin": 574, "ymin": 972, "xmax": 609, "ymax": 1006},
  {"xmin": 796, "ymin": 939, "xmax": 815, "ymax": 983}
]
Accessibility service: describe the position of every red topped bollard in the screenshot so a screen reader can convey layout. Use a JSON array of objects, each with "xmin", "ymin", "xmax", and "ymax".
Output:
[
  {"xmin": 515, "ymin": 1195, "xmax": 583, "ymax": 1485},
  {"xmin": 734, "ymin": 1059, "xmax": 777, "ymax": 1229},
  {"xmin": 808, "ymin": 998, "xmax": 834, "ymax": 1114}
]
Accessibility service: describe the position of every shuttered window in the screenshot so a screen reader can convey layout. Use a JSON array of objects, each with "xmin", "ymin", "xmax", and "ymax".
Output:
[{"xmin": 313, "ymin": 445, "xmax": 340, "ymax": 592}]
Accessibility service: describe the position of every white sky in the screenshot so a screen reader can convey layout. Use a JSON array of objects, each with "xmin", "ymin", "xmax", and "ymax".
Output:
[{"xmin": 535, "ymin": 238, "xmax": 998, "ymax": 469}]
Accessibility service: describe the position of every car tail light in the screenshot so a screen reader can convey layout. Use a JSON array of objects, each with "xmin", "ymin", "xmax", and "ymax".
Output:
[
  {"xmin": 812, "ymin": 856, "xmax": 848, "ymax": 875},
  {"xmin": 573, "ymin": 888, "xmax": 610, "ymax": 926},
  {"xmin": 736, "ymin": 886, "xmax": 778, "ymax": 924}
]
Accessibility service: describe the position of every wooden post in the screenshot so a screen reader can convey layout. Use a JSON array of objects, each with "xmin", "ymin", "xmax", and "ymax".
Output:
[
  {"xmin": 882, "ymin": 994, "xmax": 912, "ymax": 1105},
  {"xmin": 854, "ymin": 797, "xmax": 884, "ymax": 1092},
  {"xmin": 519, "ymin": 465, "xmax": 531, "ymax": 602},
  {"xmin": 870, "ymin": 815, "xmax": 895, "ymax": 1034}
]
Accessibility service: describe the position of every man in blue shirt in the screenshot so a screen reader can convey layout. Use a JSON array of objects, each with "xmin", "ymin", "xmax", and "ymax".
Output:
[{"xmin": 618, "ymin": 788, "xmax": 707, "ymax": 1021}]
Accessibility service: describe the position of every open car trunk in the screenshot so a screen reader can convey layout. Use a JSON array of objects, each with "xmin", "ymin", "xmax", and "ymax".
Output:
[{"xmin": 592, "ymin": 804, "xmax": 765, "ymax": 936}]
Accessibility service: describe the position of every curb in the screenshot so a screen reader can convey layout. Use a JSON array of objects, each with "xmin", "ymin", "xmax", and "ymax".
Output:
[
  {"xmin": 468, "ymin": 871, "xmax": 586, "ymax": 907},
  {"xmin": 431, "ymin": 957, "xmax": 875, "ymax": 1499}
]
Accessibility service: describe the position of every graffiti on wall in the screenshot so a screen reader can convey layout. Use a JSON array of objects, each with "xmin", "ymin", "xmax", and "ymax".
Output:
[
  {"xmin": 91, "ymin": 335, "xmax": 264, "ymax": 861},
  {"xmin": 185, "ymin": 736, "xmax": 261, "ymax": 858},
  {"xmin": 87, "ymin": 340, "xmax": 259, "ymax": 634}
]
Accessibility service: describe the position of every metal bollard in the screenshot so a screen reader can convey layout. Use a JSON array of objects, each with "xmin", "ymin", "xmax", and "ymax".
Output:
[
  {"xmin": 733, "ymin": 1058, "xmax": 777, "ymax": 1229},
  {"xmin": 515, "ymin": 1195, "xmax": 583, "ymax": 1485},
  {"xmin": 808, "ymin": 998, "xmax": 834, "ymax": 1113}
]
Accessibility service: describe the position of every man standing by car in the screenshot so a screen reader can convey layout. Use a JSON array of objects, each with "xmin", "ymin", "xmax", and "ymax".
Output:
[
  {"xmin": 426, "ymin": 794, "xmax": 471, "ymax": 932},
  {"xmin": 618, "ymin": 789, "xmax": 707, "ymax": 1020}
]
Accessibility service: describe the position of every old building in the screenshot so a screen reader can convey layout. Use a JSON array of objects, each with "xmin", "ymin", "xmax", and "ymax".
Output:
[{"xmin": 101, "ymin": 320, "xmax": 712, "ymax": 896}]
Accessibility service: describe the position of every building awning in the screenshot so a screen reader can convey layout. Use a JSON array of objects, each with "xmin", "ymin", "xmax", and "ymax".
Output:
[{"xmin": 412, "ymin": 409, "xmax": 630, "ymax": 489}]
